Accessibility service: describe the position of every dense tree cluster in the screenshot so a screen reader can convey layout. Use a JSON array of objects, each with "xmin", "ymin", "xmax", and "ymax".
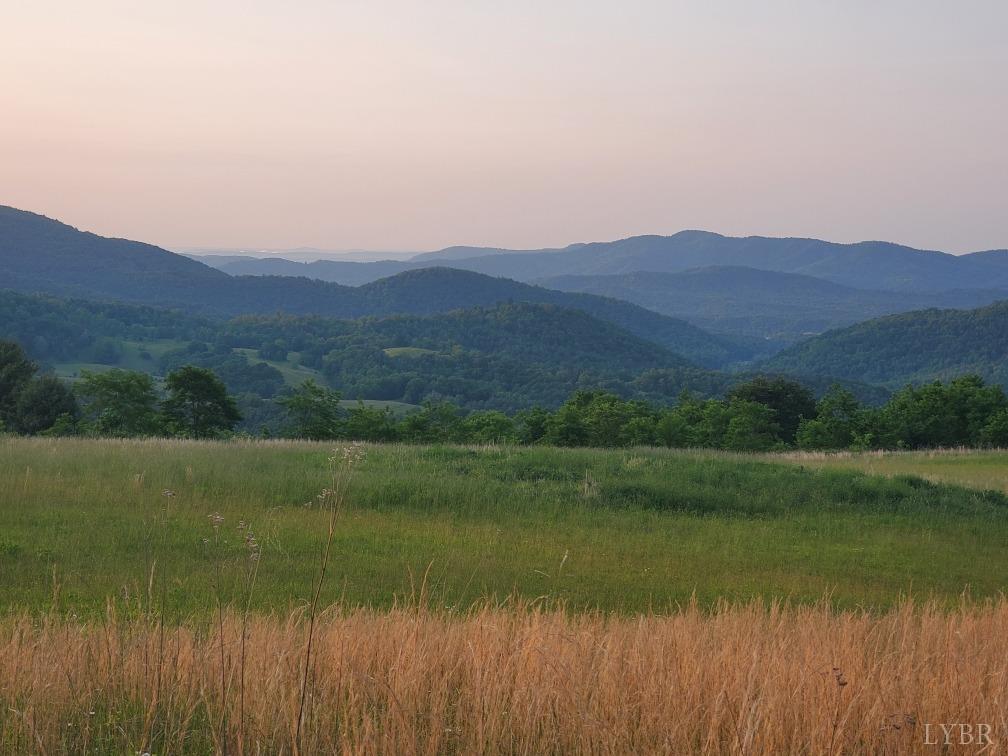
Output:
[
  {"xmin": 0, "ymin": 340, "xmax": 242, "ymax": 439},
  {"xmin": 764, "ymin": 301, "xmax": 1008, "ymax": 388},
  {"xmin": 5, "ymin": 333, "xmax": 1007, "ymax": 450},
  {"xmin": 0, "ymin": 341, "xmax": 77, "ymax": 434}
]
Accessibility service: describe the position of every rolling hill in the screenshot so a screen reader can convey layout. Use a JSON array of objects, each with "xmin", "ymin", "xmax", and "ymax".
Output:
[
  {"xmin": 0, "ymin": 207, "xmax": 754, "ymax": 367},
  {"xmin": 0, "ymin": 288, "xmax": 709, "ymax": 411},
  {"xmin": 539, "ymin": 267, "xmax": 1008, "ymax": 342},
  {"xmin": 761, "ymin": 301, "xmax": 1008, "ymax": 388},
  {"xmin": 1, "ymin": 287, "xmax": 891, "ymax": 416},
  {"xmin": 350, "ymin": 268, "xmax": 759, "ymax": 366}
]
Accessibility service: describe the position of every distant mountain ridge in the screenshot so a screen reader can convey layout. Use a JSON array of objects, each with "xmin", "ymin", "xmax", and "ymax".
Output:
[
  {"xmin": 539, "ymin": 266, "xmax": 1008, "ymax": 342},
  {"xmin": 195, "ymin": 230, "xmax": 1008, "ymax": 293}
]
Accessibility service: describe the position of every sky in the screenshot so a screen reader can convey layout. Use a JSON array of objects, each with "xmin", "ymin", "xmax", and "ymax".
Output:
[{"xmin": 1, "ymin": 1, "xmax": 1006, "ymax": 254}]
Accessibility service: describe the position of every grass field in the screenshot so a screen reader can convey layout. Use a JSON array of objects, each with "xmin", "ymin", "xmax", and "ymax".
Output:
[
  {"xmin": 54, "ymin": 338, "xmax": 186, "ymax": 380},
  {"xmin": 3, "ymin": 438, "xmax": 1008, "ymax": 752},
  {"xmin": 383, "ymin": 346, "xmax": 440, "ymax": 358},
  {"xmin": 232, "ymin": 347, "xmax": 325, "ymax": 387},
  {"xmin": 2, "ymin": 438, "xmax": 1007, "ymax": 616}
]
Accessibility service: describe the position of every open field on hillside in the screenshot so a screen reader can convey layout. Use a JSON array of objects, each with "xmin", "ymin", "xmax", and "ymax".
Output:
[
  {"xmin": 2, "ymin": 438, "xmax": 1008, "ymax": 615},
  {"xmin": 2, "ymin": 600, "xmax": 1007, "ymax": 754},
  {"xmin": 54, "ymin": 339, "xmax": 187, "ymax": 380},
  {"xmin": 774, "ymin": 448, "xmax": 1008, "ymax": 495}
]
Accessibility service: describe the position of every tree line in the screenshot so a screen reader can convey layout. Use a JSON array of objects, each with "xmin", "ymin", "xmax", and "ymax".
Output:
[
  {"xmin": 4, "ymin": 339, "xmax": 1008, "ymax": 450},
  {"xmin": 0, "ymin": 341, "xmax": 239, "ymax": 439}
]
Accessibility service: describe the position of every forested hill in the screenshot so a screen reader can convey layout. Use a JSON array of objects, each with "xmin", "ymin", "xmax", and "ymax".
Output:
[
  {"xmin": 0, "ymin": 207, "xmax": 755, "ymax": 368},
  {"xmin": 0, "ymin": 288, "xmax": 890, "ymax": 416},
  {"xmin": 0, "ymin": 206, "xmax": 229, "ymax": 299},
  {"xmin": 0, "ymin": 289, "xmax": 714, "ymax": 410},
  {"xmin": 352, "ymin": 268, "xmax": 756, "ymax": 366},
  {"xmin": 761, "ymin": 301, "xmax": 1008, "ymax": 388}
]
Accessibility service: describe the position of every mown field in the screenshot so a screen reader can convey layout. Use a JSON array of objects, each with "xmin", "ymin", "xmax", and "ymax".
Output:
[
  {"xmin": 3, "ymin": 438, "xmax": 1008, "ymax": 753},
  {"xmin": 2, "ymin": 437, "xmax": 1007, "ymax": 616}
]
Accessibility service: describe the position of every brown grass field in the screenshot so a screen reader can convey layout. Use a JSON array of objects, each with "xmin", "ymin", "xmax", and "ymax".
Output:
[{"xmin": 2, "ymin": 599, "xmax": 1006, "ymax": 754}]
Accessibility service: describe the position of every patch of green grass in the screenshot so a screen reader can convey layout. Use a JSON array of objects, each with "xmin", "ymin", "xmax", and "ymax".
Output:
[
  {"xmin": 1, "ymin": 439, "xmax": 1006, "ymax": 617},
  {"xmin": 337, "ymin": 399, "xmax": 419, "ymax": 416},
  {"xmin": 232, "ymin": 347, "xmax": 325, "ymax": 387},
  {"xmin": 383, "ymin": 347, "xmax": 439, "ymax": 358},
  {"xmin": 54, "ymin": 339, "xmax": 186, "ymax": 379}
]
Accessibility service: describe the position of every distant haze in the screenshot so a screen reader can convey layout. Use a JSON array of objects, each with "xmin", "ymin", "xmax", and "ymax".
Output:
[{"xmin": 2, "ymin": 1, "xmax": 1006, "ymax": 254}]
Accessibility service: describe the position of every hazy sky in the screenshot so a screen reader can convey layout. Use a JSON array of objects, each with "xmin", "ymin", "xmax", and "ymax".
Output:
[{"xmin": 2, "ymin": 1, "xmax": 1006, "ymax": 253}]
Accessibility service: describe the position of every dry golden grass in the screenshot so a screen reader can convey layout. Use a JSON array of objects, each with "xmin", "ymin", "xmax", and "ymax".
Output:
[{"xmin": 2, "ymin": 599, "xmax": 1006, "ymax": 754}]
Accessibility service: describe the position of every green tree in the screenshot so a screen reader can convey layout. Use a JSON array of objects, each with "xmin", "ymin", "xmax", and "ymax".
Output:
[
  {"xmin": 656, "ymin": 392, "xmax": 706, "ymax": 448},
  {"xmin": 622, "ymin": 415, "xmax": 659, "ymax": 446},
  {"xmin": 796, "ymin": 385, "xmax": 865, "ymax": 450},
  {"xmin": 728, "ymin": 376, "xmax": 816, "ymax": 444},
  {"xmin": 460, "ymin": 410, "xmax": 516, "ymax": 444},
  {"xmin": 278, "ymin": 379, "xmax": 344, "ymax": 440},
  {"xmin": 542, "ymin": 403, "xmax": 589, "ymax": 447},
  {"xmin": 344, "ymin": 402, "xmax": 398, "ymax": 442},
  {"xmin": 696, "ymin": 399, "xmax": 732, "ymax": 448},
  {"xmin": 877, "ymin": 376, "xmax": 1008, "ymax": 448},
  {"xmin": 515, "ymin": 406, "xmax": 550, "ymax": 444},
  {"xmin": 980, "ymin": 408, "xmax": 1008, "ymax": 447},
  {"xmin": 14, "ymin": 374, "xmax": 78, "ymax": 435},
  {"xmin": 162, "ymin": 365, "xmax": 241, "ymax": 438},
  {"xmin": 722, "ymin": 399, "xmax": 782, "ymax": 451},
  {"xmin": 77, "ymin": 369, "xmax": 162, "ymax": 437},
  {"xmin": 399, "ymin": 401, "xmax": 462, "ymax": 443},
  {"xmin": 0, "ymin": 340, "xmax": 37, "ymax": 430}
]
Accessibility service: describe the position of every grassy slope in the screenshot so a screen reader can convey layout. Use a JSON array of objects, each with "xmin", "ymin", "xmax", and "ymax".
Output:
[
  {"xmin": 53, "ymin": 338, "xmax": 187, "ymax": 379},
  {"xmin": 2, "ymin": 439, "xmax": 1006, "ymax": 616}
]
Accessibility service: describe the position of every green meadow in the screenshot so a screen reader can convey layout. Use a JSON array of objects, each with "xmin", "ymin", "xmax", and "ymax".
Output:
[{"xmin": 1, "ymin": 437, "xmax": 1006, "ymax": 618}]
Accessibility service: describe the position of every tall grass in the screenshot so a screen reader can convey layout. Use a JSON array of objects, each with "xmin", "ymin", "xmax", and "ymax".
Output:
[{"xmin": 0, "ymin": 599, "xmax": 1005, "ymax": 753}]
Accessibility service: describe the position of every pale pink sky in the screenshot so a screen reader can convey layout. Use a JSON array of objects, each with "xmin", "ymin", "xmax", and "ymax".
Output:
[{"xmin": 2, "ymin": 1, "xmax": 1005, "ymax": 253}]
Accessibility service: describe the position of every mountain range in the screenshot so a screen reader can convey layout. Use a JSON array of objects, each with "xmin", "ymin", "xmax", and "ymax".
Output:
[
  {"xmin": 538, "ymin": 267, "xmax": 1007, "ymax": 342},
  {"xmin": 189, "ymin": 227, "xmax": 1008, "ymax": 345},
  {"xmin": 0, "ymin": 207, "xmax": 754, "ymax": 368},
  {"xmin": 4, "ymin": 203, "xmax": 1008, "ymax": 403},
  {"xmin": 193, "ymin": 231, "xmax": 1008, "ymax": 293}
]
